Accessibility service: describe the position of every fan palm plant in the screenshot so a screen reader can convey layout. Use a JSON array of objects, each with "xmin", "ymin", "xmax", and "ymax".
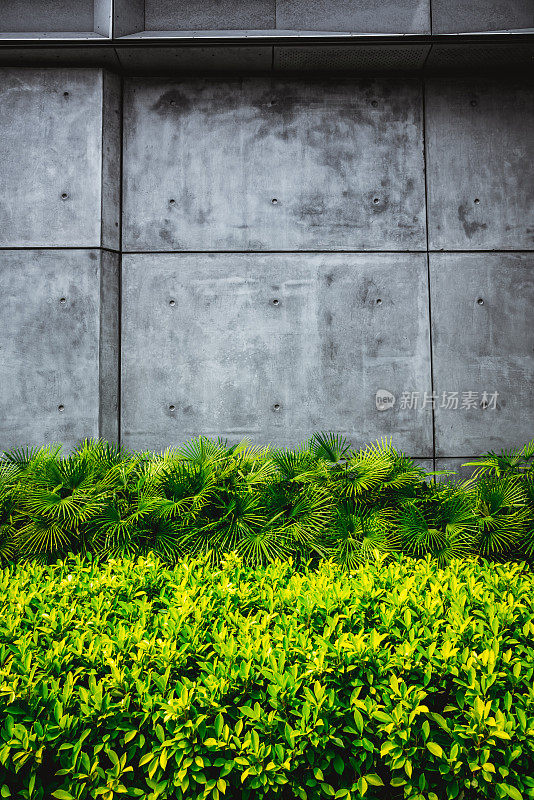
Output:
[
  {"xmin": 470, "ymin": 476, "xmax": 529, "ymax": 558},
  {"xmin": 398, "ymin": 485, "xmax": 477, "ymax": 565},
  {"xmin": 1, "ymin": 434, "xmax": 533, "ymax": 568},
  {"xmin": 327, "ymin": 503, "xmax": 396, "ymax": 569}
]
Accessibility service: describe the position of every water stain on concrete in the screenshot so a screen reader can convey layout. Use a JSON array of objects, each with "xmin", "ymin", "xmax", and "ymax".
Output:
[{"xmin": 457, "ymin": 203, "xmax": 487, "ymax": 238}]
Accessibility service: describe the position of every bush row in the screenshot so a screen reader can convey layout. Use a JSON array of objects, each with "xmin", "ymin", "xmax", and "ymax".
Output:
[
  {"xmin": 1, "ymin": 554, "xmax": 533, "ymax": 799},
  {"xmin": 1, "ymin": 435, "xmax": 533, "ymax": 567}
]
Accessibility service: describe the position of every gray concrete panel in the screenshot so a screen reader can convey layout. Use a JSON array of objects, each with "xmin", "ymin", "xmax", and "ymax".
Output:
[
  {"xmin": 1, "ymin": 0, "xmax": 97, "ymax": 33},
  {"xmin": 113, "ymin": 0, "xmax": 144, "ymax": 37},
  {"xmin": 425, "ymin": 76, "xmax": 534, "ymax": 251},
  {"xmin": 275, "ymin": 0, "xmax": 430, "ymax": 33},
  {"xmin": 413, "ymin": 458, "xmax": 434, "ymax": 473},
  {"xmin": 143, "ymin": 0, "xmax": 275, "ymax": 31},
  {"xmin": 99, "ymin": 250, "xmax": 120, "ymax": 443},
  {"xmin": 121, "ymin": 252, "xmax": 432, "ymax": 454},
  {"xmin": 93, "ymin": 0, "xmax": 113, "ymax": 37},
  {"xmin": 0, "ymin": 249, "xmax": 106, "ymax": 451},
  {"xmin": 101, "ymin": 70, "xmax": 121, "ymax": 250},
  {"xmin": 432, "ymin": 0, "xmax": 534, "ymax": 33},
  {"xmin": 122, "ymin": 78, "xmax": 426, "ymax": 252},
  {"xmin": 430, "ymin": 253, "xmax": 534, "ymax": 457},
  {"xmin": 434, "ymin": 458, "xmax": 480, "ymax": 484},
  {"xmin": 0, "ymin": 69, "xmax": 104, "ymax": 247}
]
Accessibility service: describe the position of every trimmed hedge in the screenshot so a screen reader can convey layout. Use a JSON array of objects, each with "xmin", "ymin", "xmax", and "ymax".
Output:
[
  {"xmin": 1, "ymin": 435, "xmax": 533, "ymax": 568},
  {"xmin": 1, "ymin": 554, "xmax": 534, "ymax": 799}
]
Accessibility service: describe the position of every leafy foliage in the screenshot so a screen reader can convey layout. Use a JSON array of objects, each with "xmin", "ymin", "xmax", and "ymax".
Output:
[
  {"xmin": 0, "ymin": 436, "xmax": 533, "ymax": 567},
  {"xmin": 0, "ymin": 554, "xmax": 533, "ymax": 799}
]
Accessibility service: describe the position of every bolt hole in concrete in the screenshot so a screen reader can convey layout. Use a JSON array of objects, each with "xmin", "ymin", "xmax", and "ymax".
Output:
[
  {"xmin": 59, "ymin": 297, "xmax": 66, "ymax": 304},
  {"xmin": 273, "ymin": 404, "xmax": 281, "ymax": 412},
  {"xmin": 272, "ymin": 298, "xmax": 279, "ymax": 305},
  {"xmin": 271, "ymin": 198, "xmax": 278, "ymax": 205},
  {"xmin": 58, "ymin": 405, "xmax": 64, "ymax": 412},
  {"xmin": 376, "ymin": 298, "xmax": 382, "ymax": 305},
  {"xmin": 470, "ymin": 99, "xmax": 478, "ymax": 106},
  {"xmin": 169, "ymin": 299, "xmax": 176, "ymax": 306},
  {"xmin": 270, "ymin": 99, "xmax": 277, "ymax": 105},
  {"xmin": 61, "ymin": 192, "xmax": 68, "ymax": 200},
  {"xmin": 63, "ymin": 91, "xmax": 69, "ymax": 98},
  {"xmin": 169, "ymin": 198, "xmax": 175, "ymax": 205},
  {"xmin": 474, "ymin": 198, "xmax": 480, "ymax": 204},
  {"xmin": 169, "ymin": 405, "xmax": 176, "ymax": 412},
  {"xmin": 371, "ymin": 100, "xmax": 378, "ymax": 107},
  {"xmin": 373, "ymin": 197, "xmax": 380, "ymax": 204},
  {"xmin": 477, "ymin": 298, "xmax": 484, "ymax": 305}
]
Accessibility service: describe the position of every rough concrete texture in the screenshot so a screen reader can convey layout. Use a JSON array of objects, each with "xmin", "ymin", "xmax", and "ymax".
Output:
[
  {"xmin": 2, "ymin": 0, "xmax": 95, "ymax": 32},
  {"xmin": 0, "ymin": 68, "xmax": 120, "ymax": 248},
  {"xmin": 430, "ymin": 253, "xmax": 534, "ymax": 457},
  {"xmin": 432, "ymin": 0, "xmax": 534, "ymax": 33},
  {"xmin": 113, "ymin": 0, "xmax": 144, "ymax": 37},
  {"xmin": 121, "ymin": 252, "xmax": 432, "ymax": 454},
  {"xmin": 275, "ymin": 0, "xmax": 430, "ymax": 33},
  {"xmin": 426, "ymin": 76, "xmax": 534, "ymax": 251},
  {"xmin": 144, "ymin": 0, "xmax": 275, "ymax": 31},
  {"xmin": 0, "ymin": 249, "xmax": 118, "ymax": 451},
  {"xmin": 98, "ymin": 250, "xmax": 120, "ymax": 443},
  {"xmin": 122, "ymin": 78, "xmax": 426, "ymax": 252},
  {"xmin": 101, "ymin": 70, "xmax": 121, "ymax": 250},
  {"xmin": 1, "ymin": 67, "xmax": 533, "ymax": 456}
]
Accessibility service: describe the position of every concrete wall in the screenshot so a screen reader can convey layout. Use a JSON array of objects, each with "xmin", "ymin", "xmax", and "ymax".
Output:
[
  {"xmin": 0, "ymin": 67, "xmax": 532, "ymax": 459},
  {"xmin": 0, "ymin": 68, "xmax": 120, "ymax": 451},
  {"xmin": 114, "ymin": 0, "xmax": 533, "ymax": 35}
]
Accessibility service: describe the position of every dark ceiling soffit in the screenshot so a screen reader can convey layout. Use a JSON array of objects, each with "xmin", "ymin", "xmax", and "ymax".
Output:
[{"xmin": 1, "ymin": 32, "xmax": 533, "ymax": 48}]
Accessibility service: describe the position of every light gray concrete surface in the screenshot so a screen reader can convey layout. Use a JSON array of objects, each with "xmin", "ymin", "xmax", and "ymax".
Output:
[
  {"xmin": 425, "ymin": 76, "xmax": 534, "ymax": 251},
  {"xmin": 275, "ymin": 0, "xmax": 430, "ymax": 33},
  {"xmin": 101, "ymin": 71, "xmax": 121, "ymax": 250},
  {"xmin": 99, "ymin": 250, "xmax": 120, "ymax": 443},
  {"xmin": 0, "ymin": 66, "xmax": 532, "ymax": 457},
  {"xmin": 434, "ymin": 458, "xmax": 480, "ymax": 484},
  {"xmin": 113, "ymin": 0, "xmax": 144, "ymax": 37},
  {"xmin": 432, "ymin": 0, "xmax": 534, "ymax": 33},
  {"xmin": 121, "ymin": 252, "xmax": 432, "ymax": 454},
  {"xmin": 122, "ymin": 77, "xmax": 426, "ymax": 252},
  {"xmin": 0, "ymin": 249, "xmax": 115, "ymax": 452},
  {"xmin": 0, "ymin": 68, "xmax": 120, "ymax": 248},
  {"xmin": 144, "ymin": 0, "xmax": 275, "ymax": 31},
  {"xmin": 2, "ymin": 0, "xmax": 96, "ymax": 33},
  {"xmin": 430, "ymin": 252, "xmax": 534, "ymax": 457}
]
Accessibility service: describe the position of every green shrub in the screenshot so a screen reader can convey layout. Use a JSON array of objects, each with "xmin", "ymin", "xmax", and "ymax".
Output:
[
  {"xmin": 0, "ymin": 435, "xmax": 533, "ymax": 567},
  {"xmin": 0, "ymin": 554, "xmax": 533, "ymax": 799}
]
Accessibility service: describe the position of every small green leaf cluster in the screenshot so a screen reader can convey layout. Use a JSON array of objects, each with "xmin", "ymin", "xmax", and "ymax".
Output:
[
  {"xmin": 0, "ymin": 436, "xmax": 533, "ymax": 567},
  {"xmin": 0, "ymin": 553, "xmax": 533, "ymax": 799}
]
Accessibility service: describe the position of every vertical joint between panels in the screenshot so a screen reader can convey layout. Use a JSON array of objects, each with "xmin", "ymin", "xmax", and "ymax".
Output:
[
  {"xmin": 422, "ymin": 76, "xmax": 436, "ymax": 468},
  {"xmin": 117, "ymin": 74, "xmax": 124, "ymax": 447}
]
